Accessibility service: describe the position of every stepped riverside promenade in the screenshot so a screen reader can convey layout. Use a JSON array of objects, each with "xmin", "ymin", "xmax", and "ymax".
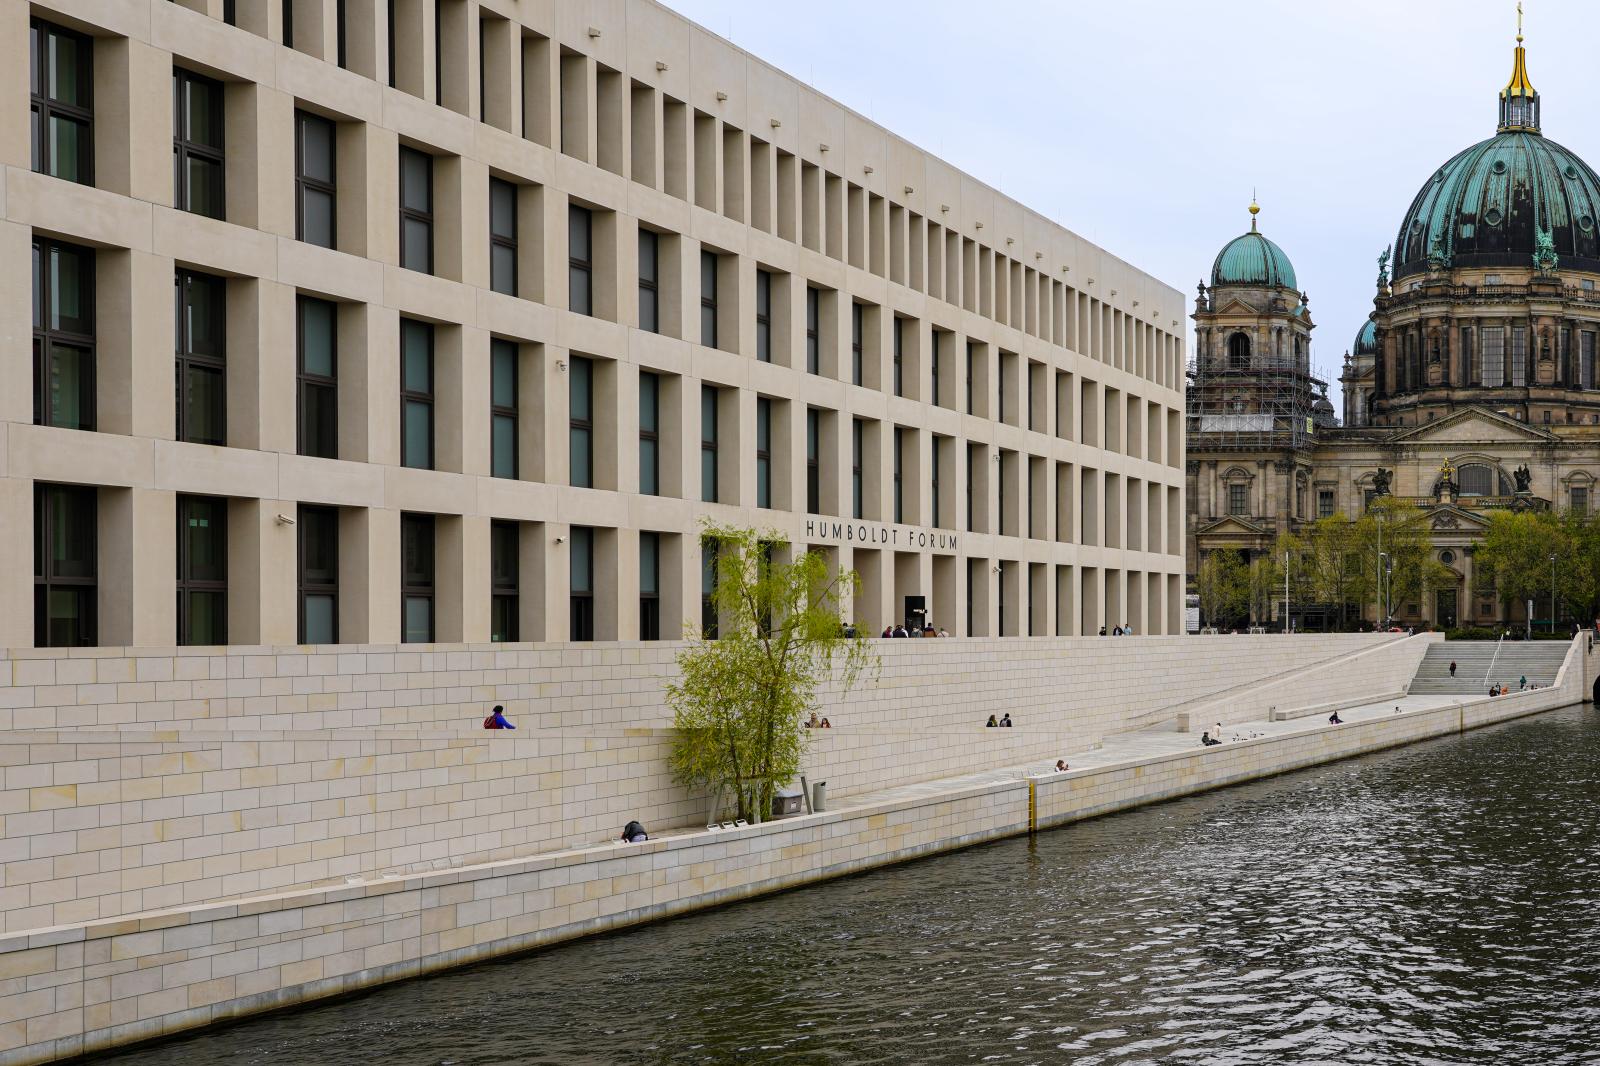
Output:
[{"xmin": 0, "ymin": 632, "xmax": 1592, "ymax": 1063}]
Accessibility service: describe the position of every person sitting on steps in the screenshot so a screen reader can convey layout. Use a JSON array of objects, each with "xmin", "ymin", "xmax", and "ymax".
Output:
[
  {"xmin": 1328, "ymin": 710, "xmax": 1343, "ymax": 724},
  {"xmin": 999, "ymin": 713, "xmax": 1013, "ymax": 727},
  {"xmin": 483, "ymin": 705, "xmax": 516, "ymax": 729}
]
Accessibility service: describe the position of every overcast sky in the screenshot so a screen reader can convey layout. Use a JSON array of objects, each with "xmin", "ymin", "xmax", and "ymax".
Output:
[{"xmin": 661, "ymin": 0, "xmax": 1591, "ymax": 412}]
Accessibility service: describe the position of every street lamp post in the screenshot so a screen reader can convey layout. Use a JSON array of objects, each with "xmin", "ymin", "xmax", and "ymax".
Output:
[
  {"xmin": 1551, "ymin": 553, "xmax": 1558, "ymax": 635},
  {"xmin": 1284, "ymin": 550, "xmax": 1290, "ymax": 635}
]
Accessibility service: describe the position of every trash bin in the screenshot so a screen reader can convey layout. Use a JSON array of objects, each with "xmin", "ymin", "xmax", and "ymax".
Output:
[
  {"xmin": 812, "ymin": 781, "xmax": 827, "ymax": 812},
  {"xmin": 771, "ymin": 786, "xmax": 804, "ymax": 819}
]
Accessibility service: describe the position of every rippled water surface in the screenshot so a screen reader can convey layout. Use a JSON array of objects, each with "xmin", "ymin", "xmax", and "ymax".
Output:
[{"xmin": 102, "ymin": 705, "xmax": 1600, "ymax": 1065}]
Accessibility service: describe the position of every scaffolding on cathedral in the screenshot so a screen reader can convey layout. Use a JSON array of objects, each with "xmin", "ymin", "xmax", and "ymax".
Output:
[{"xmin": 1184, "ymin": 352, "xmax": 1332, "ymax": 454}]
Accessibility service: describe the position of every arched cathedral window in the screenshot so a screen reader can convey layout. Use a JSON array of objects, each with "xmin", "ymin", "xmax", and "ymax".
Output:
[{"xmin": 1228, "ymin": 332, "xmax": 1251, "ymax": 370}]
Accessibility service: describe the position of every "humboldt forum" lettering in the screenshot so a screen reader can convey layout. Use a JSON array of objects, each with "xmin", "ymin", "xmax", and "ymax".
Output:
[{"xmin": 805, "ymin": 520, "xmax": 960, "ymax": 552}]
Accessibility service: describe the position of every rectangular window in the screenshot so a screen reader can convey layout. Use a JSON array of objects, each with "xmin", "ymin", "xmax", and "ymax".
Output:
[
  {"xmin": 807, "ymin": 286, "xmax": 820, "ymax": 375},
  {"xmin": 400, "ymin": 319, "xmax": 434, "ymax": 469},
  {"xmin": 966, "ymin": 342, "xmax": 975, "ymax": 415},
  {"xmin": 638, "ymin": 229, "xmax": 659, "ymax": 333},
  {"xmin": 893, "ymin": 427, "xmax": 904, "ymax": 524},
  {"xmin": 997, "ymin": 356, "xmax": 1006, "ymax": 423},
  {"xmin": 1462, "ymin": 326, "xmax": 1476, "ymax": 386},
  {"xmin": 489, "ymin": 177, "xmax": 517, "ymax": 295},
  {"xmin": 176, "ymin": 495, "xmax": 227, "ymax": 646},
  {"xmin": 34, "ymin": 484, "xmax": 96, "ymax": 647},
  {"xmin": 1228, "ymin": 483, "xmax": 1248, "ymax": 516},
  {"xmin": 1317, "ymin": 489, "xmax": 1335, "ymax": 519},
  {"xmin": 852, "ymin": 418, "xmax": 864, "ymax": 520},
  {"xmin": 1584, "ymin": 331, "xmax": 1596, "ymax": 390},
  {"xmin": 756, "ymin": 397, "xmax": 773, "ymax": 508},
  {"xmin": 173, "ymin": 68, "xmax": 224, "ymax": 218},
  {"xmin": 175, "ymin": 269, "xmax": 226, "ymax": 446},
  {"xmin": 569, "ymin": 525, "xmax": 594, "ymax": 641},
  {"xmin": 1572, "ymin": 486, "xmax": 1590, "ymax": 514},
  {"xmin": 850, "ymin": 301, "xmax": 863, "ymax": 385},
  {"xmin": 297, "ymin": 295, "xmax": 338, "ymax": 458},
  {"xmin": 755, "ymin": 270, "xmax": 772, "ymax": 362},
  {"xmin": 400, "ymin": 513, "xmax": 434, "ymax": 643},
  {"xmin": 893, "ymin": 318, "xmax": 904, "ymax": 397},
  {"xmin": 569, "ymin": 204, "xmax": 592, "ymax": 314},
  {"xmin": 931, "ymin": 436, "xmax": 942, "ymax": 527},
  {"xmin": 1511, "ymin": 326, "xmax": 1528, "ymax": 387},
  {"xmin": 639, "ymin": 371, "xmax": 660, "ymax": 495},
  {"xmin": 930, "ymin": 331, "xmax": 941, "ymax": 407},
  {"xmin": 399, "ymin": 146, "xmax": 433, "ymax": 273},
  {"xmin": 1482, "ymin": 327, "xmax": 1505, "ymax": 387},
  {"xmin": 298, "ymin": 505, "xmax": 339, "ymax": 644},
  {"xmin": 30, "ymin": 19, "xmax": 93, "ymax": 185},
  {"xmin": 569, "ymin": 355, "xmax": 593, "ymax": 487},
  {"xmin": 806, "ymin": 408, "xmax": 821, "ymax": 514},
  {"xmin": 31, "ymin": 237, "xmax": 95, "ymax": 430},
  {"xmin": 966, "ymin": 444, "xmax": 975, "ymax": 531},
  {"xmin": 700, "ymin": 250, "xmax": 718, "ymax": 347},
  {"xmin": 701, "ymin": 384, "xmax": 719, "ymax": 503},
  {"xmin": 490, "ymin": 520, "xmax": 519, "ymax": 641},
  {"xmin": 701, "ymin": 536, "xmax": 719, "ymax": 638},
  {"xmin": 295, "ymin": 110, "xmax": 336, "ymax": 248},
  {"xmin": 490, "ymin": 338, "xmax": 518, "ymax": 478},
  {"xmin": 639, "ymin": 530, "xmax": 660, "ymax": 641}
]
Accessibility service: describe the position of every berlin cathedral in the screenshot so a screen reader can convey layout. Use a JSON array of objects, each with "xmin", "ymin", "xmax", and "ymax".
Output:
[{"xmin": 1187, "ymin": 19, "xmax": 1600, "ymax": 630}]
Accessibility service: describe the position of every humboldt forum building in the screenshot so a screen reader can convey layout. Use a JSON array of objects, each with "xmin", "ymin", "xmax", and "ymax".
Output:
[{"xmin": 8, "ymin": 0, "xmax": 1186, "ymax": 652}]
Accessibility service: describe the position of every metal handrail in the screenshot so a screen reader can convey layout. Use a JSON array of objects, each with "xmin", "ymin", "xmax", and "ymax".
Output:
[{"xmin": 1483, "ymin": 632, "xmax": 1506, "ymax": 692}]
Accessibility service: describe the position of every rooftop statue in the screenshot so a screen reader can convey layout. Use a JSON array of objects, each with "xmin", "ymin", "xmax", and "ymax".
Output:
[{"xmin": 1534, "ymin": 227, "xmax": 1559, "ymax": 275}]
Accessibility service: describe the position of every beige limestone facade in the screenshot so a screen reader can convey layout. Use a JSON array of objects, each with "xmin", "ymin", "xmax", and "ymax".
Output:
[{"xmin": 7, "ymin": 0, "xmax": 1186, "ymax": 653}]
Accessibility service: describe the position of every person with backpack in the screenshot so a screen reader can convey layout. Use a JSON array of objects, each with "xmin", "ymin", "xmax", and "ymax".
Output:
[
  {"xmin": 483, "ymin": 705, "xmax": 516, "ymax": 729},
  {"xmin": 621, "ymin": 820, "xmax": 648, "ymax": 843}
]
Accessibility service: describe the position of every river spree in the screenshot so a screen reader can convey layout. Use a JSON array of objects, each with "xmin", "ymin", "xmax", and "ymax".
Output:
[{"xmin": 101, "ymin": 704, "xmax": 1600, "ymax": 1065}]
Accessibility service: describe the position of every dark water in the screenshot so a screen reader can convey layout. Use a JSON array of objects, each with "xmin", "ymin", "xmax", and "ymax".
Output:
[{"xmin": 100, "ymin": 705, "xmax": 1600, "ymax": 1066}]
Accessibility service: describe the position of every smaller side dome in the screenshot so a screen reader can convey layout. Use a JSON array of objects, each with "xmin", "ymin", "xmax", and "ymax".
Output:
[
  {"xmin": 1211, "ymin": 231, "xmax": 1298, "ymax": 290},
  {"xmin": 1353, "ymin": 316, "xmax": 1378, "ymax": 356}
]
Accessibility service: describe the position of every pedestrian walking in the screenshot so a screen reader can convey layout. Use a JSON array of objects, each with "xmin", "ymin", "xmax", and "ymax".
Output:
[{"xmin": 1449, "ymin": 660, "xmax": 1457, "ymax": 677}]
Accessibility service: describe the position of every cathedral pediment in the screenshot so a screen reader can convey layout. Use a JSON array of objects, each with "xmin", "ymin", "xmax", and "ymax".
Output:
[
  {"xmin": 1424, "ymin": 504, "xmax": 1492, "ymax": 531},
  {"xmin": 1212, "ymin": 297, "xmax": 1260, "ymax": 317},
  {"xmin": 1386, "ymin": 407, "xmax": 1557, "ymax": 445},
  {"xmin": 1195, "ymin": 516, "xmax": 1272, "ymax": 537}
]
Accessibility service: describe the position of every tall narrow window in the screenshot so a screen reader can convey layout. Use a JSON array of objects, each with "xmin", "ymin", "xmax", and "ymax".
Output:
[
  {"xmin": 400, "ymin": 513, "xmax": 434, "ymax": 643},
  {"xmin": 399, "ymin": 146, "xmax": 433, "ymax": 273},
  {"xmin": 490, "ymin": 338, "xmax": 518, "ymax": 478},
  {"xmin": 570, "ymin": 525, "xmax": 594, "ymax": 640},
  {"xmin": 282, "ymin": 0, "xmax": 295, "ymax": 48},
  {"xmin": 893, "ymin": 427, "xmax": 904, "ymax": 524},
  {"xmin": 1482, "ymin": 327, "xmax": 1505, "ymax": 388},
  {"xmin": 701, "ymin": 384, "xmax": 719, "ymax": 503},
  {"xmin": 400, "ymin": 319, "xmax": 434, "ymax": 469},
  {"xmin": 30, "ymin": 20, "xmax": 93, "ymax": 185},
  {"xmin": 893, "ymin": 318, "xmax": 904, "ymax": 397},
  {"xmin": 806, "ymin": 408, "xmax": 821, "ymax": 514},
  {"xmin": 805, "ymin": 287, "xmax": 820, "ymax": 374},
  {"xmin": 295, "ymin": 110, "xmax": 336, "ymax": 248},
  {"xmin": 966, "ymin": 342, "xmax": 975, "ymax": 414},
  {"xmin": 852, "ymin": 418, "xmax": 864, "ymax": 520},
  {"xmin": 489, "ymin": 177, "xmax": 518, "ymax": 295},
  {"xmin": 336, "ymin": 0, "xmax": 347, "ymax": 67},
  {"xmin": 850, "ymin": 301, "xmax": 862, "ymax": 385},
  {"xmin": 700, "ymin": 250, "xmax": 719, "ymax": 347},
  {"xmin": 997, "ymin": 357, "xmax": 1006, "ymax": 423},
  {"xmin": 966, "ymin": 444, "xmax": 976, "ymax": 530},
  {"xmin": 1511, "ymin": 326, "xmax": 1528, "ymax": 387},
  {"xmin": 639, "ymin": 371, "xmax": 660, "ymax": 495},
  {"xmin": 638, "ymin": 229, "xmax": 659, "ymax": 333},
  {"xmin": 387, "ymin": 0, "xmax": 397, "ymax": 88},
  {"xmin": 756, "ymin": 397, "xmax": 773, "ymax": 508},
  {"xmin": 491, "ymin": 520, "xmax": 519, "ymax": 641},
  {"xmin": 996, "ymin": 561, "xmax": 1007, "ymax": 637},
  {"xmin": 34, "ymin": 484, "xmax": 96, "ymax": 648},
  {"xmin": 173, "ymin": 68, "xmax": 225, "ymax": 218},
  {"xmin": 1584, "ymin": 331, "xmax": 1597, "ymax": 390},
  {"xmin": 931, "ymin": 436, "xmax": 942, "ymax": 527},
  {"xmin": 297, "ymin": 296, "xmax": 338, "ymax": 458},
  {"xmin": 701, "ymin": 536, "xmax": 719, "ymax": 638},
  {"xmin": 32, "ymin": 238, "xmax": 95, "ymax": 430},
  {"xmin": 176, "ymin": 495, "xmax": 227, "ymax": 646},
  {"xmin": 639, "ymin": 531, "xmax": 661, "ymax": 641},
  {"xmin": 1228, "ymin": 483, "xmax": 1248, "ymax": 515},
  {"xmin": 756, "ymin": 270, "xmax": 772, "ymax": 362},
  {"xmin": 569, "ymin": 204, "xmax": 592, "ymax": 314},
  {"xmin": 569, "ymin": 356, "xmax": 594, "ymax": 487},
  {"xmin": 931, "ymin": 331, "xmax": 941, "ymax": 407},
  {"xmin": 997, "ymin": 457, "xmax": 1007, "ymax": 536},
  {"xmin": 175, "ymin": 269, "xmax": 227, "ymax": 446},
  {"xmin": 298, "ymin": 505, "xmax": 339, "ymax": 644}
]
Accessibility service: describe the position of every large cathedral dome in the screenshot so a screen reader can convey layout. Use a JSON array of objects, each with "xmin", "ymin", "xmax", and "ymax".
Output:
[
  {"xmin": 1211, "ymin": 223, "xmax": 1297, "ymax": 290},
  {"xmin": 1392, "ymin": 30, "xmax": 1600, "ymax": 281}
]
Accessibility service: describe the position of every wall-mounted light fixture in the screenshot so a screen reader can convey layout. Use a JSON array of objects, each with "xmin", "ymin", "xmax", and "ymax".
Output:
[
  {"xmin": 275, "ymin": 513, "xmax": 296, "ymax": 526},
  {"xmin": 555, "ymin": 359, "xmax": 568, "ymax": 372},
  {"xmin": 655, "ymin": 60, "xmax": 668, "ymax": 72}
]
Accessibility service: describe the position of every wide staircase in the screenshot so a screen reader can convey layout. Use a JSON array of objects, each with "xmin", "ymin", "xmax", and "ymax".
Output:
[{"xmin": 1408, "ymin": 640, "xmax": 1571, "ymax": 695}]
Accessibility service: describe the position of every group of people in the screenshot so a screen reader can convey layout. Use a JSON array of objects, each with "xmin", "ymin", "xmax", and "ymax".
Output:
[
  {"xmin": 1097, "ymin": 625, "xmax": 1136, "ymax": 636},
  {"xmin": 804, "ymin": 713, "xmax": 834, "ymax": 728},
  {"xmin": 985, "ymin": 714, "xmax": 1014, "ymax": 727},
  {"xmin": 881, "ymin": 624, "xmax": 950, "ymax": 637},
  {"xmin": 1488, "ymin": 676, "xmax": 1529, "ymax": 697}
]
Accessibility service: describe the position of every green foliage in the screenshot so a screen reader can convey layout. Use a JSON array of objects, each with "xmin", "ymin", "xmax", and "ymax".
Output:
[
  {"xmin": 666, "ymin": 524, "xmax": 876, "ymax": 824},
  {"xmin": 1342, "ymin": 498, "xmax": 1452, "ymax": 623},
  {"xmin": 1276, "ymin": 515, "xmax": 1363, "ymax": 628},
  {"xmin": 1195, "ymin": 551, "xmax": 1249, "ymax": 628},
  {"xmin": 1475, "ymin": 508, "xmax": 1600, "ymax": 625}
]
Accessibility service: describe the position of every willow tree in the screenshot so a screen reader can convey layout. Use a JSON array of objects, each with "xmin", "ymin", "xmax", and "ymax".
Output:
[{"xmin": 666, "ymin": 524, "xmax": 875, "ymax": 823}]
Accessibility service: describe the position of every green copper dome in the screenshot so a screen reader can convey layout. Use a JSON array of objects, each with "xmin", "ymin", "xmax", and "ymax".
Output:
[
  {"xmin": 1353, "ymin": 316, "xmax": 1378, "ymax": 355},
  {"xmin": 1211, "ymin": 229, "xmax": 1298, "ymax": 290},
  {"xmin": 1393, "ymin": 131, "xmax": 1600, "ymax": 281}
]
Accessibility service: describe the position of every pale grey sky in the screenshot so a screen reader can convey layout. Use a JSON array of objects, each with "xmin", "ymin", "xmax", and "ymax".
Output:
[{"xmin": 661, "ymin": 0, "xmax": 1591, "ymax": 412}]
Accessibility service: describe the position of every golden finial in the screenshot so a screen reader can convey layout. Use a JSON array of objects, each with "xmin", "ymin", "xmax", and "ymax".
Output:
[
  {"xmin": 1248, "ymin": 191, "xmax": 1260, "ymax": 232},
  {"xmin": 1517, "ymin": 1, "xmax": 1523, "ymax": 44}
]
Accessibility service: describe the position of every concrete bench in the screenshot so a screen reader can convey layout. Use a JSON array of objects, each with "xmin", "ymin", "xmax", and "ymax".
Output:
[{"xmin": 1267, "ymin": 691, "xmax": 1408, "ymax": 722}]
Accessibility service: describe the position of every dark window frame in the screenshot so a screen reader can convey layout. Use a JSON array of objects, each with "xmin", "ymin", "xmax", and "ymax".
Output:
[
  {"xmin": 173, "ymin": 67, "xmax": 225, "ymax": 219},
  {"xmin": 296, "ymin": 295, "xmax": 338, "ymax": 458},
  {"xmin": 931, "ymin": 435, "xmax": 942, "ymax": 527},
  {"xmin": 700, "ymin": 249, "xmax": 718, "ymax": 348},
  {"xmin": 34, "ymin": 483, "xmax": 97, "ymax": 648},
  {"xmin": 400, "ymin": 318, "xmax": 435, "ymax": 470},
  {"xmin": 806, "ymin": 286, "xmax": 820, "ymax": 375},
  {"xmin": 489, "ymin": 176, "xmax": 518, "ymax": 295},
  {"xmin": 176, "ymin": 494, "xmax": 228, "ymax": 646},
  {"xmin": 638, "ymin": 370, "xmax": 660, "ymax": 495},
  {"xmin": 852, "ymin": 418, "xmax": 864, "ymax": 520},
  {"xmin": 400, "ymin": 512, "xmax": 435, "ymax": 643},
  {"xmin": 569, "ymin": 203, "xmax": 593, "ymax": 315},
  {"xmin": 806, "ymin": 408, "xmax": 821, "ymax": 515},
  {"xmin": 638, "ymin": 229, "xmax": 659, "ymax": 333},
  {"xmin": 569, "ymin": 355, "xmax": 593, "ymax": 487},
  {"xmin": 893, "ymin": 426, "xmax": 904, "ymax": 524},
  {"xmin": 490, "ymin": 337, "xmax": 518, "ymax": 478},
  {"xmin": 297, "ymin": 504, "xmax": 339, "ymax": 644},
  {"xmin": 756, "ymin": 396, "xmax": 773, "ymax": 509},
  {"xmin": 569, "ymin": 525, "xmax": 595, "ymax": 641},
  {"xmin": 755, "ymin": 269, "xmax": 772, "ymax": 362},
  {"xmin": 174, "ymin": 268, "xmax": 227, "ymax": 446},
  {"xmin": 893, "ymin": 317, "xmax": 904, "ymax": 397},
  {"xmin": 490, "ymin": 519, "xmax": 519, "ymax": 641},
  {"xmin": 701, "ymin": 383, "xmax": 719, "ymax": 503},
  {"xmin": 639, "ymin": 530, "xmax": 660, "ymax": 641},
  {"xmin": 294, "ymin": 109, "xmax": 336, "ymax": 247},
  {"xmin": 850, "ymin": 300, "xmax": 863, "ymax": 385},
  {"xmin": 398, "ymin": 146, "xmax": 434, "ymax": 274},
  {"xmin": 931, "ymin": 330, "xmax": 941, "ymax": 407},
  {"xmin": 32, "ymin": 237, "xmax": 95, "ymax": 431},
  {"xmin": 30, "ymin": 19, "xmax": 94, "ymax": 186}
]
